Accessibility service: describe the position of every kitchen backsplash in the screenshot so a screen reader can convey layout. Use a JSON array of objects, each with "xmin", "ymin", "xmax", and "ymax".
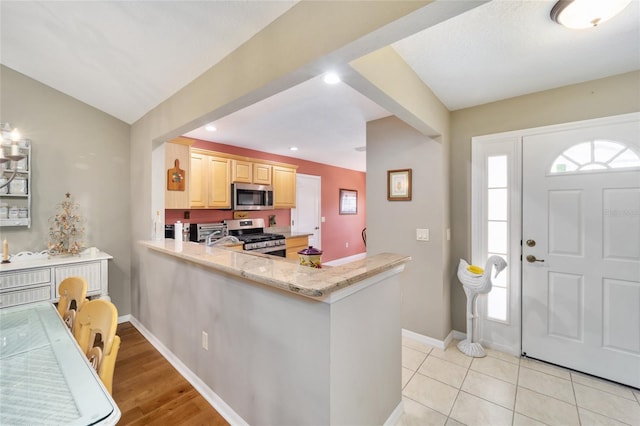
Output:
[{"xmin": 164, "ymin": 209, "xmax": 291, "ymax": 227}]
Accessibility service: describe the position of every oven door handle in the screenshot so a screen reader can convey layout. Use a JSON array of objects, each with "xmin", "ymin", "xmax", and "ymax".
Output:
[{"xmin": 247, "ymin": 246, "xmax": 286, "ymax": 254}]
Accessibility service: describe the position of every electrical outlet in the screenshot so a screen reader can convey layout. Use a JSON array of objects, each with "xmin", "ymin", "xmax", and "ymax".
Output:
[
  {"xmin": 345, "ymin": 242, "xmax": 349, "ymax": 248},
  {"xmin": 446, "ymin": 228, "xmax": 451, "ymax": 241},
  {"xmin": 202, "ymin": 331, "xmax": 208, "ymax": 350},
  {"xmin": 416, "ymin": 228, "xmax": 430, "ymax": 241}
]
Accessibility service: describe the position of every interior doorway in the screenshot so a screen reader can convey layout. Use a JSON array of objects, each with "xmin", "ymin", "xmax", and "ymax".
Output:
[{"xmin": 291, "ymin": 174, "xmax": 321, "ymax": 249}]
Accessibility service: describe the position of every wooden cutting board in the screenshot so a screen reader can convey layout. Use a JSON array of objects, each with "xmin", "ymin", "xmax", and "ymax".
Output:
[{"xmin": 167, "ymin": 159, "xmax": 185, "ymax": 191}]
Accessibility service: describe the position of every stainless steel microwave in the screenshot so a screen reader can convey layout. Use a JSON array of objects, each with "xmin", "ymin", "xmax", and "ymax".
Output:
[{"xmin": 232, "ymin": 183, "xmax": 274, "ymax": 210}]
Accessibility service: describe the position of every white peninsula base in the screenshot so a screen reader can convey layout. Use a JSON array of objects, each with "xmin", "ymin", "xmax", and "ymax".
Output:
[{"xmin": 136, "ymin": 242, "xmax": 408, "ymax": 425}]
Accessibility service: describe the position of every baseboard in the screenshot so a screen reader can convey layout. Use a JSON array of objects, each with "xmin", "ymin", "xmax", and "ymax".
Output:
[
  {"xmin": 452, "ymin": 330, "xmax": 466, "ymax": 341},
  {"xmin": 117, "ymin": 314, "xmax": 132, "ymax": 324},
  {"xmin": 402, "ymin": 328, "xmax": 455, "ymax": 350},
  {"xmin": 323, "ymin": 252, "xmax": 366, "ymax": 266},
  {"xmin": 383, "ymin": 400, "xmax": 404, "ymax": 426},
  {"xmin": 128, "ymin": 317, "xmax": 248, "ymax": 426}
]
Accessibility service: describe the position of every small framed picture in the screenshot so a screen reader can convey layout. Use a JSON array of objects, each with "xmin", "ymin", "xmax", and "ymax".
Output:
[
  {"xmin": 339, "ymin": 189, "xmax": 358, "ymax": 214},
  {"xmin": 387, "ymin": 169, "xmax": 412, "ymax": 201}
]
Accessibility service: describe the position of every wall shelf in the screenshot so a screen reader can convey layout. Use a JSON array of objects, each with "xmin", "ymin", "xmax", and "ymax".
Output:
[{"xmin": 0, "ymin": 142, "xmax": 31, "ymax": 228}]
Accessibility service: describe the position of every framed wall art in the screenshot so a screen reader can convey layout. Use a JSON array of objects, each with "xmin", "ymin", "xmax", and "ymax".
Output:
[
  {"xmin": 387, "ymin": 168, "xmax": 412, "ymax": 201},
  {"xmin": 339, "ymin": 189, "xmax": 358, "ymax": 214}
]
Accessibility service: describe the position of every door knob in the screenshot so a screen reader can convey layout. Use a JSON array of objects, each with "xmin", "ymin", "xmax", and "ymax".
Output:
[
  {"xmin": 526, "ymin": 239, "xmax": 536, "ymax": 247},
  {"xmin": 526, "ymin": 255, "xmax": 544, "ymax": 263}
]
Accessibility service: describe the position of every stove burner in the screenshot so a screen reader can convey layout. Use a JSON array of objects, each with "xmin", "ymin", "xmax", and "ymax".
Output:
[{"xmin": 225, "ymin": 218, "xmax": 287, "ymax": 256}]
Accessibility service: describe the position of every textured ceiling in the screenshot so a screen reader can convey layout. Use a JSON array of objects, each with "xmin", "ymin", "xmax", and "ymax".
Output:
[
  {"xmin": 392, "ymin": 0, "xmax": 640, "ymax": 110},
  {"xmin": 1, "ymin": 1, "xmax": 639, "ymax": 172},
  {"xmin": 184, "ymin": 75, "xmax": 390, "ymax": 171},
  {"xmin": 0, "ymin": 0, "xmax": 297, "ymax": 124}
]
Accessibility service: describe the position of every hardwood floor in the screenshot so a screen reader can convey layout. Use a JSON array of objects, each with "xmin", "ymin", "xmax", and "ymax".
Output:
[{"xmin": 112, "ymin": 322, "xmax": 229, "ymax": 425}]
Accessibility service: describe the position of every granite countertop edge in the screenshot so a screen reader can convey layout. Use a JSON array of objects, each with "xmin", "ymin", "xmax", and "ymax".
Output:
[{"xmin": 139, "ymin": 240, "xmax": 410, "ymax": 299}]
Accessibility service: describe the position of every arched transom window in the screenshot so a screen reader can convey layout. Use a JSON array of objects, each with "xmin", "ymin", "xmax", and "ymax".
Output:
[{"xmin": 550, "ymin": 140, "xmax": 640, "ymax": 174}]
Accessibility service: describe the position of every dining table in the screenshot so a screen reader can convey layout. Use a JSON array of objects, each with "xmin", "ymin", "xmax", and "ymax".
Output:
[{"xmin": 0, "ymin": 301, "xmax": 120, "ymax": 425}]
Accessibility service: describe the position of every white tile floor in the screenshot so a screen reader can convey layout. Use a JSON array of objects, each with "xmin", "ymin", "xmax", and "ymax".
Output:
[{"xmin": 397, "ymin": 337, "xmax": 640, "ymax": 426}]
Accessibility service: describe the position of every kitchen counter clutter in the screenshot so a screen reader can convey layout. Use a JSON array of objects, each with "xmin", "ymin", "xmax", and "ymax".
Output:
[{"xmin": 140, "ymin": 239, "xmax": 409, "ymax": 300}]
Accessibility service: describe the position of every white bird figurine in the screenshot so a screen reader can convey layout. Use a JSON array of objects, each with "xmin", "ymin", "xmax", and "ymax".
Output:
[{"xmin": 457, "ymin": 255, "xmax": 507, "ymax": 357}]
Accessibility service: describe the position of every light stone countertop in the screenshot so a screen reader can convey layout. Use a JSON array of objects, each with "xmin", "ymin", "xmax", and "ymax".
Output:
[{"xmin": 140, "ymin": 240, "xmax": 410, "ymax": 299}]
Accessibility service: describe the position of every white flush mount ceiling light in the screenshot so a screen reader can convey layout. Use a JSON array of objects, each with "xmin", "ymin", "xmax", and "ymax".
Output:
[
  {"xmin": 550, "ymin": 0, "xmax": 633, "ymax": 29},
  {"xmin": 323, "ymin": 72, "xmax": 341, "ymax": 85},
  {"xmin": 205, "ymin": 124, "xmax": 217, "ymax": 132},
  {"xmin": 289, "ymin": 146, "xmax": 299, "ymax": 151}
]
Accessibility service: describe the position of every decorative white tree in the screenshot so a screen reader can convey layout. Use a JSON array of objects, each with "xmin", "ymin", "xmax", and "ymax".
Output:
[{"xmin": 48, "ymin": 192, "xmax": 85, "ymax": 255}]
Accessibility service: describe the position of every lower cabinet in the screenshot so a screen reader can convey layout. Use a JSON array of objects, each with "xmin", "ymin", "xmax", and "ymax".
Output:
[
  {"xmin": 285, "ymin": 235, "xmax": 309, "ymax": 260},
  {"xmin": 0, "ymin": 252, "xmax": 112, "ymax": 309}
]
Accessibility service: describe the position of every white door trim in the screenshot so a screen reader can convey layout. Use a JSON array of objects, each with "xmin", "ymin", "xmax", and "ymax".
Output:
[
  {"xmin": 470, "ymin": 111, "xmax": 640, "ymax": 355},
  {"xmin": 291, "ymin": 173, "xmax": 322, "ymax": 248}
]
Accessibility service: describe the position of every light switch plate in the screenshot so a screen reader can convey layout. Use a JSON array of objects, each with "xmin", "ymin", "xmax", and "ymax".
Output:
[{"xmin": 416, "ymin": 228, "xmax": 430, "ymax": 241}]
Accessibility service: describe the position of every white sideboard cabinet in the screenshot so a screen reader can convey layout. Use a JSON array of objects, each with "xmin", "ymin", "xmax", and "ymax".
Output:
[{"xmin": 0, "ymin": 251, "xmax": 112, "ymax": 309}]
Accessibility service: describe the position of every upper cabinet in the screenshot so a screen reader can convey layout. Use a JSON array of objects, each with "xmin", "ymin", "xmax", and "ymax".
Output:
[
  {"xmin": 231, "ymin": 160, "xmax": 252, "ymax": 183},
  {"xmin": 180, "ymin": 144, "xmax": 295, "ymax": 210},
  {"xmin": 253, "ymin": 163, "xmax": 272, "ymax": 185},
  {"xmin": 190, "ymin": 150, "xmax": 231, "ymax": 209},
  {"xmin": 165, "ymin": 140, "xmax": 190, "ymax": 209},
  {"xmin": 273, "ymin": 165, "xmax": 296, "ymax": 208},
  {"xmin": 232, "ymin": 160, "xmax": 272, "ymax": 186}
]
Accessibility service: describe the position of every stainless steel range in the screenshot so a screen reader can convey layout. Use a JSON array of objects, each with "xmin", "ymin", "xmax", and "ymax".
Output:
[{"xmin": 225, "ymin": 218, "xmax": 286, "ymax": 257}]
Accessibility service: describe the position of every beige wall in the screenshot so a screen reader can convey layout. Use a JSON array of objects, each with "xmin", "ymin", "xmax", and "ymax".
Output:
[
  {"xmin": 367, "ymin": 116, "xmax": 447, "ymax": 339},
  {"xmin": 449, "ymin": 70, "xmax": 640, "ymax": 332},
  {"xmin": 0, "ymin": 66, "xmax": 132, "ymax": 314},
  {"xmin": 355, "ymin": 45, "xmax": 453, "ymax": 339}
]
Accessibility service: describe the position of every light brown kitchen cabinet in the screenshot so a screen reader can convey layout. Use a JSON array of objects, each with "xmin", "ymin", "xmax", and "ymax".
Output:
[
  {"xmin": 273, "ymin": 165, "xmax": 296, "ymax": 208},
  {"xmin": 232, "ymin": 160, "xmax": 272, "ymax": 186},
  {"xmin": 286, "ymin": 235, "xmax": 309, "ymax": 260},
  {"xmin": 231, "ymin": 160, "xmax": 252, "ymax": 183},
  {"xmin": 190, "ymin": 150, "xmax": 231, "ymax": 209},
  {"xmin": 165, "ymin": 142, "xmax": 190, "ymax": 209},
  {"xmin": 253, "ymin": 163, "xmax": 272, "ymax": 185}
]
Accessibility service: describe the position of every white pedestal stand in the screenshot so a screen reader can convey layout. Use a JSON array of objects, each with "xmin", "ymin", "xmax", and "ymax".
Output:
[
  {"xmin": 456, "ymin": 256, "xmax": 507, "ymax": 358},
  {"xmin": 457, "ymin": 287, "xmax": 487, "ymax": 357}
]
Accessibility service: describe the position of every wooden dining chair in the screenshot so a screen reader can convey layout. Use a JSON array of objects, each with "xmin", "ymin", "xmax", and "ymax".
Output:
[
  {"xmin": 74, "ymin": 299, "xmax": 121, "ymax": 394},
  {"xmin": 57, "ymin": 276, "xmax": 88, "ymax": 332}
]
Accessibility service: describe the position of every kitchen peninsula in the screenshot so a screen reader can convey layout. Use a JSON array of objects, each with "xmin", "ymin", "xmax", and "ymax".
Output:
[{"xmin": 138, "ymin": 240, "xmax": 409, "ymax": 425}]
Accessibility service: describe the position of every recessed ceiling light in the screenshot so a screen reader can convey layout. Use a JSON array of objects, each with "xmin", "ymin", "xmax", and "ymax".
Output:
[
  {"xmin": 289, "ymin": 146, "xmax": 299, "ymax": 151},
  {"xmin": 205, "ymin": 124, "xmax": 217, "ymax": 132},
  {"xmin": 550, "ymin": 0, "xmax": 632, "ymax": 29},
  {"xmin": 323, "ymin": 72, "xmax": 341, "ymax": 85}
]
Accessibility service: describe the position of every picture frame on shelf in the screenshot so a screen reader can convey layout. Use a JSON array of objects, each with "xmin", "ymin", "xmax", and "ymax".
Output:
[
  {"xmin": 339, "ymin": 189, "xmax": 357, "ymax": 215},
  {"xmin": 387, "ymin": 169, "xmax": 412, "ymax": 201}
]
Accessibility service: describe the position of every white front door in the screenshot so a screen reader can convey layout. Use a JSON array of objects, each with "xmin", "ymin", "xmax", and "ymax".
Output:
[
  {"xmin": 522, "ymin": 119, "xmax": 640, "ymax": 388},
  {"xmin": 291, "ymin": 174, "xmax": 321, "ymax": 248}
]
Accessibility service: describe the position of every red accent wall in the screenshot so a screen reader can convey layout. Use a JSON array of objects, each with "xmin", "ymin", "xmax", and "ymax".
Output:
[{"xmin": 166, "ymin": 139, "xmax": 366, "ymax": 261}]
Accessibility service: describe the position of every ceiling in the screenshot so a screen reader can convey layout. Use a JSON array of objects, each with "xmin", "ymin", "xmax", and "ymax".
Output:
[{"xmin": 2, "ymin": 1, "xmax": 639, "ymax": 172}]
